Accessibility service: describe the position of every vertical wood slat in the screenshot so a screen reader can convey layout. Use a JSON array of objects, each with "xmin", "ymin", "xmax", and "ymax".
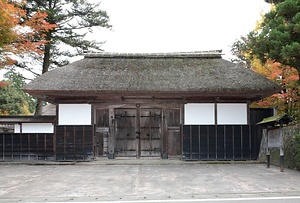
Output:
[
  {"xmin": 232, "ymin": 126, "xmax": 235, "ymax": 160},
  {"xmin": 189, "ymin": 125, "xmax": 192, "ymax": 160},
  {"xmin": 241, "ymin": 126, "xmax": 243, "ymax": 160},
  {"xmin": 2, "ymin": 134, "xmax": 4, "ymax": 161},
  {"xmin": 224, "ymin": 125, "xmax": 226, "ymax": 160},
  {"xmin": 183, "ymin": 124, "xmax": 255, "ymax": 161},
  {"xmin": 249, "ymin": 125, "xmax": 252, "ymax": 160},
  {"xmin": 207, "ymin": 126, "xmax": 209, "ymax": 160},
  {"xmin": 215, "ymin": 125, "xmax": 218, "ymax": 160},
  {"xmin": 53, "ymin": 125, "xmax": 56, "ymax": 161},
  {"xmin": 198, "ymin": 125, "xmax": 200, "ymax": 160},
  {"xmin": 19, "ymin": 133, "xmax": 22, "ymax": 160},
  {"xmin": 73, "ymin": 125, "xmax": 76, "ymax": 160},
  {"xmin": 1, "ymin": 133, "xmax": 54, "ymax": 161},
  {"xmin": 64, "ymin": 126, "xmax": 66, "ymax": 161},
  {"xmin": 83, "ymin": 125, "xmax": 85, "ymax": 161},
  {"xmin": 54, "ymin": 125, "xmax": 93, "ymax": 161},
  {"xmin": 11, "ymin": 134, "xmax": 13, "ymax": 160}
]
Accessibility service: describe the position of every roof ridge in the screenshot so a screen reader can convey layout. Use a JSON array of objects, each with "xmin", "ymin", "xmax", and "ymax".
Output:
[{"xmin": 84, "ymin": 50, "xmax": 223, "ymax": 58}]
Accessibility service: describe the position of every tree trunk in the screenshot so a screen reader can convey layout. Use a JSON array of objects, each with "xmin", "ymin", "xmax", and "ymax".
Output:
[
  {"xmin": 34, "ymin": 41, "xmax": 51, "ymax": 115},
  {"xmin": 34, "ymin": 100, "xmax": 44, "ymax": 115}
]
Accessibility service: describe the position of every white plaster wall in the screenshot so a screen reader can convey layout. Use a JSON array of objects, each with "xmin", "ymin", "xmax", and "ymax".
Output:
[
  {"xmin": 217, "ymin": 103, "xmax": 247, "ymax": 125},
  {"xmin": 14, "ymin": 123, "xmax": 54, "ymax": 133},
  {"xmin": 58, "ymin": 104, "xmax": 91, "ymax": 125},
  {"xmin": 184, "ymin": 103, "xmax": 215, "ymax": 125}
]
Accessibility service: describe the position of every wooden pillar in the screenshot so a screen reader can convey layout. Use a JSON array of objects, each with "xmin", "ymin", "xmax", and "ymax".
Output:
[
  {"xmin": 280, "ymin": 147, "xmax": 284, "ymax": 172},
  {"xmin": 108, "ymin": 108, "xmax": 115, "ymax": 159},
  {"xmin": 161, "ymin": 108, "xmax": 168, "ymax": 159},
  {"xmin": 180, "ymin": 104, "xmax": 184, "ymax": 159},
  {"xmin": 266, "ymin": 147, "xmax": 271, "ymax": 168},
  {"xmin": 20, "ymin": 123, "xmax": 22, "ymax": 160},
  {"xmin": 136, "ymin": 104, "xmax": 141, "ymax": 159},
  {"xmin": 280, "ymin": 122, "xmax": 284, "ymax": 172},
  {"xmin": 265, "ymin": 129, "xmax": 270, "ymax": 168}
]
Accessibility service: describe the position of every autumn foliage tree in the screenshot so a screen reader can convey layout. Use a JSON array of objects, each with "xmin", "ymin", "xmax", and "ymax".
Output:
[
  {"xmin": 232, "ymin": 38, "xmax": 300, "ymax": 122},
  {"xmin": 231, "ymin": 0, "xmax": 300, "ymax": 122},
  {"xmin": 0, "ymin": 0, "xmax": 56, "ymax": 68},
  {"xmin": 250, "ymin": 59, "xmax": 300, "ymax": 121},
  {"xmin": 18, "ymin": 0, "xmax": 111, "ymax": 115},
  {"xmin": 242, "ymin": 0, "xmax": 300, "ymax": 78}
]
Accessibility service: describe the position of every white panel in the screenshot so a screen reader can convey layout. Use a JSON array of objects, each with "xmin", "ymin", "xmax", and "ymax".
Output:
[
  {"xmin": 217, "ymin": 103, "xmax": 247, "ymax": 125},
  {"xmin": 184, "ymin": 103, "xmax": 215, "ymax": 125},
  {"xmin": 14, "ymin": 123, "xmax": 54, "ymax": 133},
  {"xmin": 59, "ymin": 104, "xmax": 91, "ymax": 125}
]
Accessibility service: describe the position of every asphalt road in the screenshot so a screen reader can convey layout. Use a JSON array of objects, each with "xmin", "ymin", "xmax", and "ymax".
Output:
[
  {"xmin": 1, "ymin": 161, "xmax": 300, "ymax": 202},
  {"xmin": 100, "ymin": 196, "xmax": 300, "ymax": 203}
]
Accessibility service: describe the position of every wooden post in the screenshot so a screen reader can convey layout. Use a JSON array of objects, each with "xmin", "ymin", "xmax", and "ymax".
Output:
[
  {"xmin": 136, "ymin": 104, "xmax": 141, "ymax": 159},
  {"xmin": 280, "ymin": 147, "xmax": 284, "ymax": 172},
  {"xmin": 265, "ymin": 129, "xmax": 270, "ymax": 168},
  {"xmin": 280, "ymin": 121, "xmax": 284, "ymax": 172},
  {"xmin": 20, "ymin": 123, "xmax": 22, "ymax": 160},
  {"xmin": 266, "ymin": 147, "xmax": 270, "ymax": 168},
  {"xmin": 108, "ymin": 108, "xmax": 115, "ymax": 159}
]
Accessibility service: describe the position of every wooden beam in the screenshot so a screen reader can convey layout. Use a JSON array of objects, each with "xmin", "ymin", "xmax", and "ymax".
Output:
[{"xmin": 0, "ymin": 116, "xmax": 56, "ymax": 124}]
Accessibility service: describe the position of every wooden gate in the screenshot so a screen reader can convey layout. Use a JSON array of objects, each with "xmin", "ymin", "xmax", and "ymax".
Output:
[{"xmin": 114, "ymin": 108, "xmax": 162, "ymax": 158}]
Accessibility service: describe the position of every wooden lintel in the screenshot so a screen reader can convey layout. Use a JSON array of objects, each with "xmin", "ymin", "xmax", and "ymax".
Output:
[{"xmin": 0, "ymin": 116, "xmax": 56, "ymax": 124}]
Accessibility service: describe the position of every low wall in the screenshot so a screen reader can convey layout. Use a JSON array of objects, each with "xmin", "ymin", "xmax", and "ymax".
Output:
[
  {"xmin": 183, "ymin": 125, "xmax": 262, "ymax": 160},
  {"xmin": 258, "ymin": 123, "xmax": 300, "ymax": 170},
  {"xmin": 0, "ymin": 133, "xmax": 54, "ymax": 161}
]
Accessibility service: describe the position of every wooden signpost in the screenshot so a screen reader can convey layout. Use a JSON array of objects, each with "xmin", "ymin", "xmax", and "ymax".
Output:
[{"xmin": 258, "ymin": 113, "xmax": 291, "ymax": 172}]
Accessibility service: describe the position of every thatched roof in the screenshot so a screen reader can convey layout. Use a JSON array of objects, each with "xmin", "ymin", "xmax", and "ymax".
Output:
[
  {"xmin": 41, "ymin": 104, "xmax": 56, "ymax": 115},
  {"xmin": 24, "ymin": 51, "xmax": 280, "ymax": 103}
]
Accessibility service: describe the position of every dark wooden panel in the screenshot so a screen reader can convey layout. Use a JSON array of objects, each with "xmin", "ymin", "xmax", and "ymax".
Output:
[
  {"xmin": 233, "ymin": 125, "xmax": 242, "ymax": 160},
  {"xmin": 95, "ymin": 109, "xmax": 109, "ymax": 156},
  {"xmin": 242, "ymin": 125, "xmax": 251, "ymax": 160},
  {"xmin": 225, "ymin": 126, "xmax": 234, "ymax": 160},
  {"xmin": 182, "ymin": 125, "xmax": 191, "ymax": 159},
  {"xmin": 115, "ymin": 109, "xmax": 136, "ymax": 157},
  {"xmin": 199, "ymin": 125, "xmax": 209, "ymax": 160},
  {"xmin": 183, "ymin": 125, "xmax": 256, "ymax": 161},
  {"xmin": 0, "ymin": 133, "xmax": 54, "ymax": 161},
  {"xmin": 55, "ymin": 125, "xmax": 93, "ymax": 161},
  {"xmin": 191, "ymin": 125, "xmax": 199, "ymax": 160},
  {"xmin": 164, "ymin": 108, "xmax": 181, "ymax": 157},
  {"xmin": 208, "ymin": 125, "xmax": 216, "ymax": 160},
  {"xmin": 140, "ymin": 109, "xmax": 161, "ymax": 157},
  {"xmin": 250, "ymin": 108, "xmax": 274, "ymax": 125},
  {"xmin": 217, "ymin": 126, "xmax": 225, "ymax": 160},
  {"xmin": 167, "ymin": 130, "xmax": 180, "ymax": 156}
]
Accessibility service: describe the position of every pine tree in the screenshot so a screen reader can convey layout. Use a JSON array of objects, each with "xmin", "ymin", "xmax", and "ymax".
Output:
[
  {"xmin": 243, "ymin": 0, "xmax": 300, "ymax": 78},
  {"xmin": 19, "ymin": 0, "xmax": 111, "ymax": 114}
]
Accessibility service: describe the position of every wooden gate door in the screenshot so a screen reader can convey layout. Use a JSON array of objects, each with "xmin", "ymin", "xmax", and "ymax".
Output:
[
  {"xmin": 115, "ymin": 109, "xmax": 136, "ymax": 157},
  {"xmin": 114, "ymin": 108, "xmax": 162, "ymax": 158},
  {"xmin": 139, "ymin": 109, "xmax": 161, "ymax": 157}
]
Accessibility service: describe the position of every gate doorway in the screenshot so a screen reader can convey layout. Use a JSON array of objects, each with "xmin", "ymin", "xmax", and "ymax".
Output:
[{"xmin": 114, "ymin": 108, "xmax": 162, "ymax": 158}]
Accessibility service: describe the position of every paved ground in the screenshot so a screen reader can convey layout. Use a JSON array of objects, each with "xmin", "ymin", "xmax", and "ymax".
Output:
[{"xmin": 0, "ymin": 161, "xmax": 300, "ymax": 202}]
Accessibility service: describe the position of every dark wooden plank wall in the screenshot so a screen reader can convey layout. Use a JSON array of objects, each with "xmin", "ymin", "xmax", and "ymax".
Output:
[
  {"xmin": 163, "ymin": 108, "xmax": 181, "ymax": 157},
  {"xmin": 95, "ymin": 109, "xmax": 109, "ymax": 156},
  {"xmin": 55, "ymin": 125, "xmax": 93, "ymax": 161},
  {"xmin": 182, "ymin": 108, "xmax": 274, "ymax": 161},
  {"xmin": 183, "ymin": 125, "xmax": 255, "ymax": 160},
  {"xmin": 0, "ymin": 133, "xmax": 54, "ymax": 161}
]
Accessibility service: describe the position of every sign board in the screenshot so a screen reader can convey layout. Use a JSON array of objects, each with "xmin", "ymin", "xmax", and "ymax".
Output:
[{"xmin": 267, "ymin": 128, "xmax": 283, "ymax": 148}]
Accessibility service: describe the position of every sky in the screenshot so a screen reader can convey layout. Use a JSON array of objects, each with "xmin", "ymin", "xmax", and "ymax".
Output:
[
  {"xmin": 1, "ymin": 0, "xmax": 270, "ymax": 80},
  {"xmin": 88, "ymin": 0, "xmax": 271, "ymax": 60}
]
